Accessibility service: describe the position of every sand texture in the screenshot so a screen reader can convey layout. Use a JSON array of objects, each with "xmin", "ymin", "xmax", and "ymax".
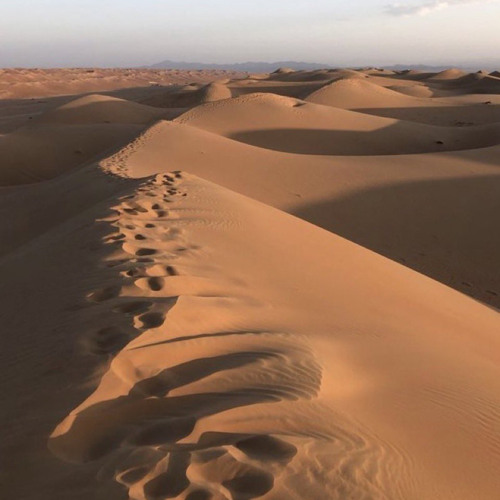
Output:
[{"xmin": 1, "ymin": 67, "xmax": 499, "ymax": 500}]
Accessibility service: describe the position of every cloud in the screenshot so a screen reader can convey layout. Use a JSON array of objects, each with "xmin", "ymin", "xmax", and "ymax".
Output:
[{"xmin": 384, "ymin": 0, "xmax": 488, "ymax": 16}]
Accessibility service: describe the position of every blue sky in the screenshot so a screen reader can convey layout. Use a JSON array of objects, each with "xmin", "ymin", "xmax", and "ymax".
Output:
[{"xmin": 1, "ymin": 0, "xmax": 499, "ymax": 67}]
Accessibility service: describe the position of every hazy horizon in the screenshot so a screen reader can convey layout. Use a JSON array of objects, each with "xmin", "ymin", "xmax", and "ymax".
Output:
[{"xmin": 1, "ymin": 0, "xmax": 499, "ymax": 68}]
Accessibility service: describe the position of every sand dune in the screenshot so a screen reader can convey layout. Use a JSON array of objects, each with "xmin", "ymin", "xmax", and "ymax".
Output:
[
  {"xmin": 1, "ymin": 67, "xmax": 499, "ymax": 500},
  {"xmin": 386, "ymin": 84, "xmax": 435, "ymax": 97},
  {"xmin": 0, "ymin": 68, "xmax": 245, "ymax": 100},
  {"xmin": 142, "ymin": 81, "xmax": 233, "ymax": 108},
  {"xmin": 306, "ymin": 77, "xmax": 438, "ymax": 108},
  {"xmin": 393, "ymin": 69, "xmax": 435, "ymax": 80},
  {"xmin": 421, "ymin": 71, "xmax": 500, "ymax": 95},
  {"xmin": 428, "ymin": 68, "xmax": 469, "ymax": 81},
  {"xmin": 42, "ymin": 172, "xmax": 500, "ymax": 500},
  {"xmin": 0, "ymin": 93, "xmax": 175, "ymax": 185},
  {"xmin": 230, "ymin": 80, "xmax": 325, "ymax": 99},
  {"xmin": 456, "ymin": 73, "xmax": 500, "ymax": 94},
  {"xmin": 36, "ymin": 94, "xmax": 168, "ymax": 125},
  {"xmin": 176, "ymin": 92, "xmax": 500, "ymax": 154},
  {"xmin": 305, "ymin": 75, "xmax": 500, "ymax": 125},
  {"xmin": 0, "ymin": 122, "xmax": 141, "ymax": 185},
  {"xmin": 283, "ymin": 69, "xmax": 368, "ymax": 83},
  {"xmin": 101, "ymin": 120, "xmax": 500, "ymax": 307}
]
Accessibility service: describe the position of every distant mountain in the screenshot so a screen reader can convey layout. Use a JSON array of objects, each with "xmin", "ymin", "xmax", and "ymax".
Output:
[
  {"xmin": 149, "ymin": 60, "xmax": 333, "ymax": 72},
  {"xmin": 383, "ymin": 64, "xmax": 453, "ymax": 72},
  {"xmin": 384, "ymin": 64, "xmax": 479, "ymax": 72},
  {"xmin": 148, "ymin": 60, "xmax": 499, "ymax": 73},
  {"xmin": 383, "ymin": 62, "xmax": 499, "ymax": 72}
]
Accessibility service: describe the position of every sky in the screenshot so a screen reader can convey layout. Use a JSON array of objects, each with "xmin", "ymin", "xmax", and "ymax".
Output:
[{"xmin": 1, "ymin": 0, "xmax": 499, "ymax": 68}]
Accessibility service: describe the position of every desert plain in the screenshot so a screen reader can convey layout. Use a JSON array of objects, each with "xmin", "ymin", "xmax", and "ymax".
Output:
[{"xmin": 0, "ymin": 66, "xmax": 499, "ymax": 499}]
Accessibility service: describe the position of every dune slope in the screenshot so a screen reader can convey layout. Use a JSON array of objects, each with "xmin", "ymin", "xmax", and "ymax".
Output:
[
  {"xmin": 102, "ymin": 120, "xmax": 500, "ymax": 307},
  {"xmin": 43, "ymin": 172, "xmax": 500, "ymax": 500},
  {"xmin": 0, "ymin": 122, "xmax": 141, "ymax": 185},
  {"xmin": 175, "ymin": 93, "xmax": 500, "ymax": 155}
]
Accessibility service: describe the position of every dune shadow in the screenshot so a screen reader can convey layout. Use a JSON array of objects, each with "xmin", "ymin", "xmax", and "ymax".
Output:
[
  {"xmin": 292, "ymin": 175, "xmax": 500, "ymax": 306},
  {"xmin": 49, "ymin": 350, "xmax": 286, "ymax": 461},
  {"xmin": 48, "ymin": 348, "xmax": 304, "ymax": 499},
  {"xmin": 355, "ymin": 104, "xmax": 500, "ymax": 126},
  {"xmin": 0, "ymin": 166, "xmax": 147, "ymax": 498},
  {"xmin": 229, "ymin": 124, "xmax": 500, "ymax": 156}
]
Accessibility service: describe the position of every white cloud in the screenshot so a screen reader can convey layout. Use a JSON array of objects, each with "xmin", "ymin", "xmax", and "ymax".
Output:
[{"xmin": 384, "ymin": 0, "xmax": 490, "ymax": 16}]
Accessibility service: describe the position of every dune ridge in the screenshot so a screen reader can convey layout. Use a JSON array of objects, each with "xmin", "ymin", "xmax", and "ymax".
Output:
[
  {"xmin": 176, "ymin": 92, "xmax": 500, "ymax": 154},
  {"xmin": 48, "ymin": 172, "xmax": 500, "ymax": 500}
]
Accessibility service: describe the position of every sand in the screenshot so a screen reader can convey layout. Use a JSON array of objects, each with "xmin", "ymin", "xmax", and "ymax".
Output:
[{"xmin": 0, "ymin": 67, "xmax": 499, "ymax": 500}]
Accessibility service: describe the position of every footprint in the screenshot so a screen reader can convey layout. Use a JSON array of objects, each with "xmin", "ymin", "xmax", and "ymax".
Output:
[
  {"xmin": 124, "ymin": 267, "xmax": 144, "ymax": 278},
  {"xmin": 105, "ymin": 259, "xmax": 129, "ymax": 268},
  {"xmin": 129, "ymin": 417, "xmax": 196, "ymax": 446},
  {"xmin": 223, "ymin": 467, "xmax": 274, "ymax": 499},
  {"xmin": 114, "ymin": 448, "xmax": 165, "ymax": 486},
  {"xmin": 235, "ymin": 435, "xmax": 297, "ymax": 463},
  {"xmin": 145, "ymin": 223, "xmax": 156, "ymax": 228},
  {"xmin": 166, "ymin": 266, "xmax": 178, "ymax": 276},
  {"xmin": 116, "ymin": 466, "xmax": 150, "ymax": 486},
  {"xmin": 107, "ymin": 233, "xmax": 126, "ymax": 242},
  {"xmin": 137, "ymin": 312, "xmax": 165, "ymax": 329},
  {"xmin": 113, "ymin": 301, "xmax": 152, "ymax": 315},
  {"xmin": 135, "ymin": 248, "xmax": 157, "ymax": 256},
  {"xmin": 143, "ymin": 452, "xmax": 190, "ymax": 499},
  {"xmin": 134, "ymin": 234, "xmax": 147, "ymax": 241},
  {"xmin": 185, "ymin": 489, "xmax": 213, "ymax": 500},
  {"xmin": 148, "ymin": 277, "xmax": 165, "ymax": 291},
  {"xmin": 87, "ymin": 286, "xmax": 121, "ymax": 303},
  {"xmin": 125, "ymin": 203, "xmax": 148, "ymax": 213},
  {"xmin": 87, "ymin": 326, "xmax": 129, "ymax": 355},
  {"xmin": 191, "ymin": 451, "xmax": 274, "ymax": 500}
]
